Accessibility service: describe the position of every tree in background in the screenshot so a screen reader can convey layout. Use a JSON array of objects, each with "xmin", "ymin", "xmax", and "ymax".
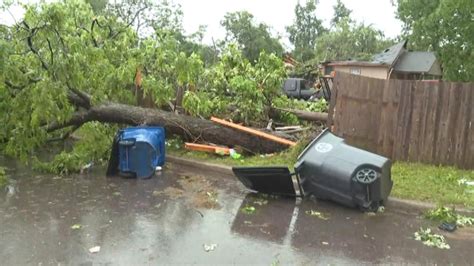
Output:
[
  {"xmin": 286, "ymin": 0, "xmax": 326, "ymax": 62},
  {"xmin": 396, "ymin": 0, "xmax": 474, "ymax": 81},
  {"xmin": 314, "ymin": 18, "xmax": 392, "ymax": 62},
  {"xmin": 221, "ymin": 11, "xmax": 283, "ymax": 63},
  {"xmin": 312, "ymin": 0, "xmax": 393, "ymax": 63},
  {"xmin": 330, "ymin": 0, "xmax": 352, "ymax": 26}
]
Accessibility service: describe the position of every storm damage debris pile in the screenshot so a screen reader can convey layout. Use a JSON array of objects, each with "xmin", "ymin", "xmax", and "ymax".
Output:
[{"xmin": 182, "ymin": 116, "xmax": 300, "ymax": 157}]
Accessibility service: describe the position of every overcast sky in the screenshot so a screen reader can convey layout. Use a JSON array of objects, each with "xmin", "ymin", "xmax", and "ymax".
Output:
[{"xmin": 1, "ymin": 0, "xmax": 402, "ymax": 48}]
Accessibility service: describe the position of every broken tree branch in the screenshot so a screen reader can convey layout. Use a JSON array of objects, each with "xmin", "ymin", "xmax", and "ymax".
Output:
[{"xmin": 271, "ymin": 107, "xmax": 328, "ymax": 122}]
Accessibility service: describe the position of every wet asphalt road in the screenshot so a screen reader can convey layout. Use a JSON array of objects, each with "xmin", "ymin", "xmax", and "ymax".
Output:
[{"xmin": 0, "ymin": 159, "xmax": 473, "ymax": 265}]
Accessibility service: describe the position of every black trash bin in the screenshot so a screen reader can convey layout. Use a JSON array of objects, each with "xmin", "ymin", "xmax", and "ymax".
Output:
[{"xmin": 232, "ymin": 129, "xmax": 393, "ymax": 211}]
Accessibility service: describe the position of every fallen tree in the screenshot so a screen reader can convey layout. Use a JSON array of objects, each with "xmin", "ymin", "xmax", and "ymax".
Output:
[
  {"xmin": 0, "ymin": 1, "xmax": 321, "ymax": 174},
  {"xmin": 48, "ymin": 100, "xmax": 289, "ymax": 154}
]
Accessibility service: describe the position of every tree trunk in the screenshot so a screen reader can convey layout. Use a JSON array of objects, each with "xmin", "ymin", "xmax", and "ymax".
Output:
[
  {"xmin": 271, "ymin": 107, "xmax": 328, "ymax": 122},
  {"xmin": 55, "ymin": 102, "xmax": 289, "ymax": 154}
]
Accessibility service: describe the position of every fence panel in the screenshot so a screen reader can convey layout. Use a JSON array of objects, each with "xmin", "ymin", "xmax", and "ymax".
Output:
[{"xmin": 329, "ymin": 72, "xmax": 473, "ymax": 169}]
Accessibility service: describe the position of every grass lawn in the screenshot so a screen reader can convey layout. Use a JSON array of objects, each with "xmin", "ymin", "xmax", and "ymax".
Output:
[
  {"xmin": 168, "ymin": 141, "xmax": 474, "ymax": 208},
  {"xmin": 391, "ymin": 163, "xmax": 474, "ymax": 208}
]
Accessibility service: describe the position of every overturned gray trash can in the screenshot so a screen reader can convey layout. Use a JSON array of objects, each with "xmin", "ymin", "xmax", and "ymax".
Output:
[
  {"xmin": 295, "ymin": 130, "xmax": 392, "ymax": 210},
  {"xmin": 233, "ymin": 129, "xmax": 393, "ymax": 211}
]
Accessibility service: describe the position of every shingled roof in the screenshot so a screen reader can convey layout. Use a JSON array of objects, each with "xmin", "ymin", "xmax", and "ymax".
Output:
[
  {"xmin": 393, "ymin": 52, "xmax": 441, "ymax": 74},
  {"xmin": 372, "ymin": 40, "xmax": 407, "ymax": 66}
]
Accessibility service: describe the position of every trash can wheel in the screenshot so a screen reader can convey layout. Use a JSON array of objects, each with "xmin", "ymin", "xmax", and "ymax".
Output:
[{"xmin": 355, "ymin": 168, "xmax": 378, "ymax": 184}]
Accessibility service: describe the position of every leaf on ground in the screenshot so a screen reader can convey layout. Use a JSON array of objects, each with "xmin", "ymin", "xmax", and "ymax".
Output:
[
  {"xmin": 414, "ymin": 228, "xmax": 450, "ymax": 249},
  {"xmin": 89, "ymin": 246, "xmax": 101, "ymax": 253},
  {"xmin": 71, "ymin": 224, "xmax": 82, "ymax": 230},
  {"xmin": 425, "ymin": 206, "xmax": 474, "ymax": 227},
  {"xmin": 241, "ymin": 205, "xmax": 256, "ymax": 214},
  {"xmin": 203, "ymin": 243, "xmax": 217, "ymax": 252},
  {"xmin": 305, "ymin": 210, "xmax": 329, "ymax": 220}
]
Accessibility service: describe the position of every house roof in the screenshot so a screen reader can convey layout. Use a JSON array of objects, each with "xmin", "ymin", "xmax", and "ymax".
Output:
[
  {"xmin": 372, "ymin": 40, "xmax": 407, "ymax": 66},
  {"xmin": 320, "ymin": 40, "xmax": 442, "ymax": 76},
  {"xmin": 393, "ymin": 52, "xmax": 439, "ymax": 74},
  {"xmin": 324, "ymin": 61, "xmax": 385, "ymax": 67}
]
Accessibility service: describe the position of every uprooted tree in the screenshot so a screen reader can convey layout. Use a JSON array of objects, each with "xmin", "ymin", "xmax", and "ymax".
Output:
[{"xmin": 0, "ymin": 1, "xmax": 327, "ymax": 174}]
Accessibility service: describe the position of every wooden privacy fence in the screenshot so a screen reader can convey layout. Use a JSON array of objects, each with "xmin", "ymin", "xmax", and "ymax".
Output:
[{"xmin": 328, "ymin": 72, "xmax": 473, "ymax": 169}]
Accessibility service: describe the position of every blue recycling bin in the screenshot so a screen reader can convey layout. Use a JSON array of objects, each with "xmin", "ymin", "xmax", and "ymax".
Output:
[{"xmin": 116, "ymin": 127, "xmax": 165, "ymax": 179}]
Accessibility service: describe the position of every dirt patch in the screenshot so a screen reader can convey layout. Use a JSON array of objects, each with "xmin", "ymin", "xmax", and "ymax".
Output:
[
  {"xmin": 152, "ymin": 174, "xmax": 220, "ymax": 209},
  {"xmin": 177, "ymin": 175, "xmax": 221, "ymax": 210}
]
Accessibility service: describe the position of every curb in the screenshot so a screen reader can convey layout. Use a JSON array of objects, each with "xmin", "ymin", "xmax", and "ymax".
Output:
[
  {"xmin": 167, "ymin": 155, "xmax": 474, "ymax": 214},
  {"xmin": 167, "ymin": 155, "xmax": 233, "ymax": 177}
]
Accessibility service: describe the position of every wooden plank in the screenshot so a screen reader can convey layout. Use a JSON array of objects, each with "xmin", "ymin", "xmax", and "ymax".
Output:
[
  {"xmin": 393, "ymin": 81, "xmax": 415, "ymax": 161},
  {"xmin": 446, "ymin": 83, "xmax": 462, "ymax": 165},
  {"xmin": 382, "ymin": 79, "xmax": 401, "ymax": 158},
  {"xmin": 407, "ymin": 81, "xmax": 425, "ymax": 161},
  {"xmin": 453, "ymin": 84, "xmax": 469, "ymax": 167},
  {"xmin": 431, "ymin": 81, "xmax": 446, "ymax": 165},
  {"xmin": 437, "ymin": 82, "xmax": 458, "ymax": 164},
  {"xmin": 464, "ymin": 85, "xmax": 474, "ymax": 168},
  {"xmin": 185, "ymin": 143, "xmax": 230, "ymax": 155},
  {"xmin": 210, "ymin": 117, "xmax": 297, "ymax": 147},
  {"xmin": 458, "ymin": 83, "xmax": 473, "ymax": 168},
  {"xmin": 419, "ymin": 82, "xmax": 439, "ymax": 163}
]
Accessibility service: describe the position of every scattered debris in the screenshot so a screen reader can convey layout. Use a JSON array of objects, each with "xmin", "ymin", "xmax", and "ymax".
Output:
[
  {"xmin": 5, "ymin": 184, "xmax": 16, "ymax": 197},
  {"xmin": 275, "ymin": 125, "xmax": 310, "ymax": 134},
  {"xmin": 89, "ymin": 246, "xmax": 101, "ymax": 253},
  {"xmin": 458, "ymin": 178, "xmax": 474, "ymax": 186},
  {"xmin": 206, "ymin": 192, "xmax": 218, "ymax": 203},
  {"xmin": 211, "ymin": 117, "xmax": 297, "ymax": 147},
  {"xmin": 438, "ymin": 222, "xmax": 457, "ymax": 232},
  {"xmin": 253, "ymin": 199, "xmax": 268, "ymax": 206},
  {"xmin": 155, "ymin": 166, "xmax": 162, "ymax": 171},
  {"xmin": 365, "ymin": 206, "xmax": 385, "ymax": 216},
  {"xmin": 275, "ymin": 126, "xmax": 302, "ymax": 131},
  {"xmin": 229, "ymin": 149, "xmax": 242, "ymax": 160},
  {"xmin": 414, "ymin": 228, "xmax": 450, "ymax": 249},
  {"xmin": 425, "ymin": 206, "xmax": 474, "ymax": 227},
  {"xmin": 80, "ymin": 162, "xmax": 93, "ymax": 174},
  {"xmin": 241, "ymin": 205, "xmax": 256, "ymax": 214},
  {"xmin": 166, "ymin": 138, "xmax": 182, "ymax": 149},
  {"xmin": 305, "ymin": 210, "xmax": 329, "ymax": 220},
  {"xmin": 177, "ymin": 175, "xmax": 221, "ymax": 209},
  {"xmin": 321, "ymin": 241, "xmax": 329, "ymax": 245},
  {"xmin": 203, "ymin": 243, "xmax": 217, "ymax": 252},
  {"xmin": 71, "ymin": 224, "xmax": 82, "ymax": 230}
]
